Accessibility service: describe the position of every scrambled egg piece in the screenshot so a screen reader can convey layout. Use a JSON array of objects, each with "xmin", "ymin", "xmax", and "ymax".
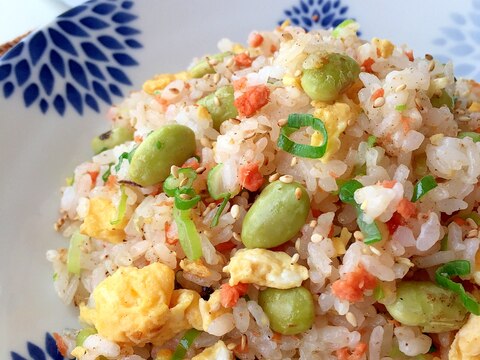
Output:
[
  {"xmin": 312, "ymin": 100, "xmax": 359, "ymax": 161},
  {"xmin": 449, "ymin": 314, "xmax": 480, "ymax": 360},
  {"xmin": 198, "ymin": 290, "xmax": 232, "ymax": 333},
  {"xmin": 192, "ymin": 341, "xmax": 233, "ymax": 360},
  {"xmin": 152, "ymin": 289, "xmax": 203, "ymax": 345},
  {"xmin": 80, "ymin": 197, "xmax": 127, "ymax": 244},
  {"xmin": 468, "ymin": 101, "xmax": 480, "ymax": 112},
  {"xmin": 142, "ymin": 72, "xmax": 190, "ymax": 95},
  {"xmin": 372, "ymin": 38, "xmax": 395, "ymax": 58},
  {"xmin": 155, "ymin": 349, "xmax": 173, "ymax": 360},
  {"xmin": 180, "ymin": 259, "xmax": 211, "ymax": 278},
  {"xmin": 332, "ymin": 227, "xmax": 352, "ymax": 256},
  {"xmin": 282, "ymin": 74, "xmax": 302, "ymax": 88},
  {"xmin": 223, "ymin": 249, "xmax": 309, "ymax": 289},
  {"xmin": 80, "ymin": 263, "xmax": 175, "ymax": 346}
]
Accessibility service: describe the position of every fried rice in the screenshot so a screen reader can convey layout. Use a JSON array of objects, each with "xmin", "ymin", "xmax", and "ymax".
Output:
[{"xmin": 47, "ymin": 21, "xmax": 480, "ymax": 360}]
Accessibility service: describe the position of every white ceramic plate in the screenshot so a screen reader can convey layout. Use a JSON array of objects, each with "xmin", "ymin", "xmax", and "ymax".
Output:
[{"xmin": 1, "ymin": 0, "xmax": 479, "ymax": 357}]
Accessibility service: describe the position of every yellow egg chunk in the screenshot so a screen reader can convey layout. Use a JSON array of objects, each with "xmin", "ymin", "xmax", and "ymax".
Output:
[
  {"xmin": 80, "ymin": 197, "xmax": 127, "ymax": 244},
  {"xmin": 332, "ymin": 227, "xmax": 352, "ymax": 256},
  {"xmin": 449, "ymin": 314, "xmax": 480, "ymax": 360},
  {"xmin": 142, "ymin": 74, "xmax": 175, "ymax": 95},
  {"xmin": 155, "ymin": 349, "xmax": 173, "ymax": 360},
  {"xmin": 223, "ymin": 248, "xmax": 309, "ymax": 289},
  {"xmin": 312, "ymin": 101, "xmax": 359, "ymax": 161},
  {"xmin": 79, "ymin": 263, "xmax": 174, "ymax": 346},
  {"xmin": 468, "ymin": 101, "xmax": 480, "ymax": 113},
  {"xmin": 198, "ymin": 290, "xmax": 233, "ymax": 334},
  {"xmin": 372, "ymin": 38, "xmax": 394, "ymax": 58},
  {"xmin": 152, "ymin": 289, "xmax": 203, "ymax": 345},
  {"xmin": 192, "ymin": 340, "xmax": 233, "ymax": 360}
]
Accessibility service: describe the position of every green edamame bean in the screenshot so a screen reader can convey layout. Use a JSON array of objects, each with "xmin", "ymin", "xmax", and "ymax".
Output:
[
  {"xmin": 189, "ymin": 52, "xmax": 232, "ymax": 78},
  {"xmin": 76, "ymin": 328, "xmax": 97, "ymax": 346},
  {"xmin": 430, "ymin": 89, "xmax": 454, "ymax": 111},
  {"xmin": 91, "ymin": 127, "xmax": 134, "ymax": 154},
  {"xmin": 128, "ymin": 124, "xmax": 196, "ymax": 186},
  {"xmin": 197, "ymin": 85, "xmax": 238, "ymax": 130},
  {"xmin": 241, "ymin": 180, "xmax": 310, "ymax": 249},
  {"xmin": 301, "ymin": 53, "xmax": 360, "ymax": 102},
  {"xmin": 385, "ymin": 281, "xmax": 467, "ymax": 333},
  {"xmin": 258, "ymin": 286, "xmax": 314, "ymax": 335}
]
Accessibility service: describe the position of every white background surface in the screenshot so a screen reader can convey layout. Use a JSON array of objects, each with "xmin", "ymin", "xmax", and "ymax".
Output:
[{"xmin": 0, "ymin": 0, "xmax": 84, "ymax": 44}]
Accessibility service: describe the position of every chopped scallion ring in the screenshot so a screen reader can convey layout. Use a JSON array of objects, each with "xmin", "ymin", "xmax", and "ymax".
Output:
[
  {"xmin": 277, "ymin": 113, "xmax": 328, "ymax": 158},
  {"xmin": 211, "ymin": 194, "xmax": 231, "ymax": 228},
  {"xmin": 411, "ymin": 175, "xmax": 437, "ymax": 202},
  {"xmin": 111, "ymin": 185, "xmax": 128, "ymax": 225}
]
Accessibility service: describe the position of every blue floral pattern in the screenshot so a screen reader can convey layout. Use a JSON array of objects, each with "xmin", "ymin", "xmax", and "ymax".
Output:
[
  {"xmin": 0, "ymin": 0, "xmax": 141, "ymax": 116},
  {"xmin": 11, "ymin": 333, "xmax": 64, "ymax": 360},
  {"xmin": 433, "ymin": 0, "xmax": 480, "ymax": 79},
  {"xmin": 278, "ymin": 0, "xmax": 350, "ymax": 31}
]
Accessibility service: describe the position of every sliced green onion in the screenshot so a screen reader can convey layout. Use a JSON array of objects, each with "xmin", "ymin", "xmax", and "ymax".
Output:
[
  {"xmin": 114, "ymin": 147, "xmax": 136, "ymax": 172},
  {"xmin": 102, "ymin": 164, "xmax": 113, "ymax": 183},
  {"xmin": 171, "ymin": 329, "xmax": 201, "ymax": 360},
  {"xmin": 164, "ymin": 168, "xmax": 198, "ymax": 197},
  {"xmin": 66, "ymin": 176, "xmax": 74, "ymax": 186},
  {"xmin": 367, "ymin": 135, "xmax": 377, "ymax": 148},
  {"xmin": 207, "ymin": 163, "xmax": 230, "ymax": 200},
  {"xmin": 174, "ymin": 188, "xmax": 201, "ymax": 210},
  {"xmin": 76, "ymin": 328, "xmax": 97, "ymax": 346},
  {"xmin": 356, "ymin": 209, "xmax": 382, "ymax": 244},
  {"xmin": 52, "ymin": 272, "xmax": 58, "ymax": 281},
  {"xmin": 339, "ymin": 179, "xmax": 363, "ymax": 205},
  {"xmin": 111, "ymin": 185, "xmax": 128, "ymax": 225},
  {"xmin": 211, "ymin": 194, "xmax": 231, "ymax": 228},
  {"xmin": 435, "ymin": 260, "xmax": 480, "ymax": 315},
  {"xmin": 373, "ymin": 284, "xmax": 384, "ymax": 300},
  {"xmin": 411, "ymin": 175, "xmax": 438, "ymax": 202},
  {"xmin": 173, "ymin": 206, "xmax": 203, "ymax": 260},
  {"xmin": 277, "ymin": 113, "xmax": 328, "ymax": 159},
  {"xmin": 440, "ymin": 235, "xmax": 449, "ymax": 251},
  {"xmin": 339, "ymin": 180, "xmax": 382, "ymax": 244},
  {"xmin": 395, "ymin": 104, "xmax": 407, "ymax": 111},
  {"xmin": 67, "ymin": 232, "xmax": 88, "ymax": 275},
  {"xmin": 458, "ymin": 132, "xmax": 480, "ymax": 142},
  {"xmin": 332, "ymin": 19, "xmax": 355, "ymax": 38}
]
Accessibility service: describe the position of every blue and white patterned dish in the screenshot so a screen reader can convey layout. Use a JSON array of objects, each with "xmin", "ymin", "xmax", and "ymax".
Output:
[{"xmin": 1, "ymin": 0, "xmax": 478, "ymax": 358}]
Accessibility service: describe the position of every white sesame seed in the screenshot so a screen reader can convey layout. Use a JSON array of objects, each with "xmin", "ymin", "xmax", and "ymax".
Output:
[
  {"xmin": 170, "ymin": 165, "xmax": 179, "ymax": 178},
  {"xmin": 277, "ymin": 118, "xmax": 288, "ymax": 127},
  {"xmin": 294, "ymin": 69, "xmax": 302, "ymax": 77},
  {"xmin": 458, "ymin": 115, "xmax": 471, "ymax": 122},
  {"xmin": 311, "ymin": 233, "xmax": 323, "ymax": 243},
  {"xmin": 231, "ymin": 204, "xmax": 240, "ymax": 219},
  {"xmin": 370, "ymin": 246, "xmax": 381, "ymax": 256},
  {"xmin": 290, "ymin": 157, "xmax": 298, "ymax": 167},
  {"xmin": 395, "ymin": 84, "xmax": 407, "ymax": 92},
  {"xmin": 269, "ymin": 173, "xmax": 280, "ymax": 182},
  {"xmin": 243, "ymin": 131, "xmax": 256, "ymax": 140},
  {"xmin": 353, "ymin": 231, "xmax": 364, "ymax": 241},
  {"xmin": 467, "ymin": 229, "xmax": 478, "ymax": 238},
  {"xmin": 202, "ymin": 207, "xmax": 212, "ymax": 217},
  {"xmin": 213, "ymin": 95, "xmax": 221, "ymax": 107},
  {"xmin": 291, "ymin": 253, "xmax": 300, "ymax": 264},
  {"xmin": 346, "ymin": 312, "xmax": 357, "ymax": 327},
  {"xmin": 309, "ymin": 220, "xmax": 318, "ymax": 228},
  {"xmin": 179, "ymin": 193, "xmax": 191, "ymax": 200},
  {"xmin": 233, "ymin": 232, "xmax": 241, "ymax": 241},
  {"xmin": 179, "ymin": 177, "xmax": 189, "ymax": 187},
  {"xmin": 295, "ymin": 239, "xmax": 301, "ymax": 251},
  {"xmin": 428, "ymin": 61, "xmax": 435, "ymax": 72},
  {"xmin": 195, "ymin": 166, "xmax": 206, "ymax": 174},
  {"xmin": 227, "ymin": 343, "xmax": 237, "ymax": 351},
  {"xmin": 259, "ymin": 123, "xmax": 272, "ymax": 132},
  {"xmin": 295, "ymin": 187, "xmax": 302, "ymax": 200},
  {"xmin": 373, "ymin": 96, "xmax": 385, "ymax": 108},
  {"xmin": 279, "ymin": 175, "xmax": 294, "ymax": 183},
  {"xmin": 466, "ymin": 218, "xmax": 478, "ymax": 229},
  {"xmin": 241, "ymin": 334, "xmax": 247, "ymax": 351},
  {"xmin": 213, "ymin": 73, "xmax": 221, "ymax": 83},
  {"xmin": 207, "ymin": 57, "xmax": 218, "ymax": 66}
]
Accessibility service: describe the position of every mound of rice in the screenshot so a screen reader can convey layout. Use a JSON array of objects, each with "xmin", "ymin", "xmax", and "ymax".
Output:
[{"xmin": 48, "ymin": 21, "xmax": 480, "ymax": 360}]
